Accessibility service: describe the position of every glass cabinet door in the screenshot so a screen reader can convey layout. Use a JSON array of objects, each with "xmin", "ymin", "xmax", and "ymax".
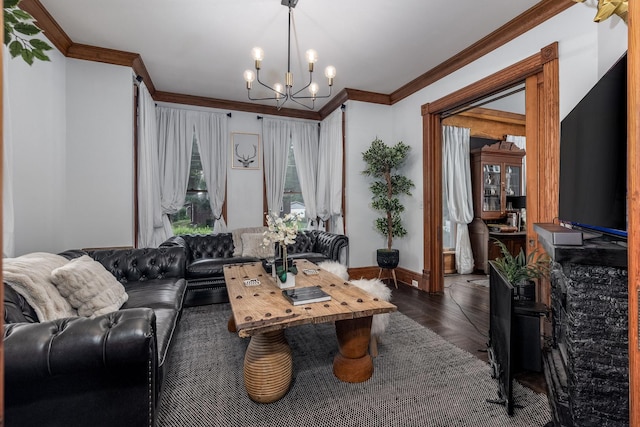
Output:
[
  {"xmin": 505, "ymin": 165, "xmax": 521, "ymax": 197},
  {"xmin": 482, "ymin": 164, "xmax": 501, "ymax": 212}
]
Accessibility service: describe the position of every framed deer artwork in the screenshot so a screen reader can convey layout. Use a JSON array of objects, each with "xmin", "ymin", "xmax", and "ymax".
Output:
[{"xmin": 231, "ymin": 132, "xmax": 261, "ymax": 170}]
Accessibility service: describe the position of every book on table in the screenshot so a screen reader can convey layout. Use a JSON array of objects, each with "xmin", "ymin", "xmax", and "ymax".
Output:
[{"xmin": 282, "ymin": 287, "xmax": 331, "ymax": 305}]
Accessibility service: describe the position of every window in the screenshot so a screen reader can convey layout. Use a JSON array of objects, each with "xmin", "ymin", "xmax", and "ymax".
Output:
[
  {"xmin": 169, "ymin": 139, "xmax": 214, "ymax": 234},
  {"xmin": 283, "ymin": 141, "xmax": 306, "ymax": 225}
]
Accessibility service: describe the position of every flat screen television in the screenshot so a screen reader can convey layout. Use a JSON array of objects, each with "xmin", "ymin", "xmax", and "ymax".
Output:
[{"xmin": 558, "ymin": 52, "xmax": 627, "ymax": 239}]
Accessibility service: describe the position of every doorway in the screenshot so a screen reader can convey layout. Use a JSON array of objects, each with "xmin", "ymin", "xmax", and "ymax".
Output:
[{"xmin": 421, "ymin": 43, "xmax": 560, "ymax": 297}]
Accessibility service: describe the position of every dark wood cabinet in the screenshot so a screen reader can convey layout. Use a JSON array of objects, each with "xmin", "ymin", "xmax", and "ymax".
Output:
[{"xmin": 470, "ymin": 141, "xmax": 525, "ymax": 220}]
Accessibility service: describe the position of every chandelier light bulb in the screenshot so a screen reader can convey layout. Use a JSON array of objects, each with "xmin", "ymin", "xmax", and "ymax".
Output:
[
  {"xmin": 274, "ymin": 83, "xmax": 284, "ymax": 99},
  {"xmin": 309, "ymin": 82, "xmax": 319, "ymax": 97},
  {"xmin": 251, "ymin": 47, "xmax": 264, "ymax": 61},
  {"xmin": 243, "ymin": 70, "xmax": 255, "ymax": 83},
  {"xmin": 305, "ymin": 49, "xmax": 318, "ymax": 64},
  {"xmin": 324, "ymin": 65, "xmax": 336, "ymax": 86},
  {"xmin": 244, "ymin": 70, "xmax": 255, "ymax": 90}
]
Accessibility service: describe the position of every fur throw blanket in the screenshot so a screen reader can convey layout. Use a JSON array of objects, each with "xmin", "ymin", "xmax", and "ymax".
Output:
[{"xmin": 4, "ymin": 252, "xmax": 77, "ymax": 321}]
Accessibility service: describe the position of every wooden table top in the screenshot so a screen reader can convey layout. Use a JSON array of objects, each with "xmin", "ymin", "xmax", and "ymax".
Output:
[{"xmin": 224, "ymin": 259, "xmax": 397, "ymax": 338}]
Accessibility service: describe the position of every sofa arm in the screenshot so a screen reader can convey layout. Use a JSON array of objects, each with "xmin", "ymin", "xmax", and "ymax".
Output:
[
  {"xmin": 5, "ymin": 308, "xmax": 158, "ymax": 427},
  {"xmin": 313, "ymin": 231, "xmax": 349, "ymax": 263}
]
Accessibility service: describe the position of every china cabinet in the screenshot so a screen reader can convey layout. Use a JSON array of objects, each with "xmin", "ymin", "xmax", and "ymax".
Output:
[{"xmin": 470, "ymin": 141, "xmax": 525, "ymax": 220}]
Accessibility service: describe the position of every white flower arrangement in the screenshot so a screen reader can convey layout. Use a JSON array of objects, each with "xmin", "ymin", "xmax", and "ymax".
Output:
[{"xmin": 263, "ymin": 211, "xmax": 302, "ymax": 279}]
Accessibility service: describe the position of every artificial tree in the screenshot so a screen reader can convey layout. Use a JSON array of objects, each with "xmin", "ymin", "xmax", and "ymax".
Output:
[{"xmin": 362, "ymin": 137, "xmax": 414, "ymax": 267}]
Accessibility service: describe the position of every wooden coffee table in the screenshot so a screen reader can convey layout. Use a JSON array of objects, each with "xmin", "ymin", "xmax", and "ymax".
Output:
[{"xmin": 223, "ymin": 259, "xmax": 397, "ymax": 403}]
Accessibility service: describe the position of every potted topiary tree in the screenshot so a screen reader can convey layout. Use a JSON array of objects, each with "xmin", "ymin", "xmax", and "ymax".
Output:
[{"xmin": 362, "ymin": 137, "xmax": 415, "ymax": 269}]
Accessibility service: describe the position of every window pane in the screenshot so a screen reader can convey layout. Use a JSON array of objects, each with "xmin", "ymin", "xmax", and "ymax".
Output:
[
  {"xmin": 170, "ymin": 140, "xmax": 214, "ymax": 235},
  {"xmin": 283, "ymin": 141, "xmax": 305, "ymax": 223}
]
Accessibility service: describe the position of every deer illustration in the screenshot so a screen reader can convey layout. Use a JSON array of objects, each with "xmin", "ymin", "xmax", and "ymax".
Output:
[{"xmin": 235, "ymin": 143, "xmax": 257, "ymax": 167}]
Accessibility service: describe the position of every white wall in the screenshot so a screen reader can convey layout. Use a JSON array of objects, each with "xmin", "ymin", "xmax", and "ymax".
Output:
[
  {"xmin": 7, "ymin": 46, "xmax": 67, "ymax": 256},
  {"xmin": 7, "ymin": 53, "xmax": 134, "ymax": 255},
  {"xmin": 343, "ymin": 4, "xmax": 628, "ymax": 273},
  {"xmin": 64, "ymin": 59, "xmax": 134, "ymax": 250}
]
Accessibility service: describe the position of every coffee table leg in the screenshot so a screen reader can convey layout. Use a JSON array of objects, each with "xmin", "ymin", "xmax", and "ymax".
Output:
[
  {"xmin": 333, "ymin": 316, "xmax": 373, "ymax": 383},
  {"xmin": 243, "ymin": 330, "xmax": 292, "ymax": 403},
  {"xmin": 227, "ymin": 315, "xmax": 236, "ymax": 333}
]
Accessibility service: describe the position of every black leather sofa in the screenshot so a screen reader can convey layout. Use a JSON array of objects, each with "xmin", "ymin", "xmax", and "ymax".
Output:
[
  {"xmin": 161, "ymin": 230, "xmax": 349, "ymax": 306},
  {"xmin": 3, "ymin": 247, "xmax": 187, "ymax": 427}
]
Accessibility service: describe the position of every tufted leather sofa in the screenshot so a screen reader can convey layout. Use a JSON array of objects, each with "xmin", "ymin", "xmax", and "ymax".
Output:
[
  {"xmin": 160, "ymin": 230, "xmax": 349, "ymax": 306},
  {"xmin": 3, "ymin": 247, "xmax": 187, "ymax": 427}
]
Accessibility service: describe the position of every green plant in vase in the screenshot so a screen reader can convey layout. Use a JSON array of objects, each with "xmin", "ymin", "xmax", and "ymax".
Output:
[{"xmin": 263, "ymin": 211, "xmax": 301, "ymax": 286}]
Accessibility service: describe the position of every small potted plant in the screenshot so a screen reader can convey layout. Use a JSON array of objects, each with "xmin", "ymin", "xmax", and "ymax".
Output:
[
  {"xmin": 362, "ymin": 137, "xmax": 415, "ymax": 269},
  {"xmin": 491, "ymin": 238, "xmax": 550, "ymax": 300}
]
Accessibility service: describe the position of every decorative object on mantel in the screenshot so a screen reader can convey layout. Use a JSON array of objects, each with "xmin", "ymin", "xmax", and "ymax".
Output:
[
  {"xmin": 362, "ymin": 137, "xmax": 415, "ymax": 285},
  {"xmin": 573, "ymin": 0, "xmax": 628, "ymax": 23},
  {"xmin": 263, "ymin": 211, "xmax": 301, "ymax": 289},
  {"xmin": 242, "ymin": 0, "xmax": 336, "ymax": 110},
  {"xmin": 491, "ymin": 238, "xmax": 550, "ymax": 301},
  {"xmin": 4, "ymin": 0, "xmax": 53, "ymax": 64}
]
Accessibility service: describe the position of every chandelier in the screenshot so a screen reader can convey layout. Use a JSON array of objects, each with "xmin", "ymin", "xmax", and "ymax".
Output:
[{"xmin": 243, "ymin": 0, "xmax": 336, "ymax": 110}]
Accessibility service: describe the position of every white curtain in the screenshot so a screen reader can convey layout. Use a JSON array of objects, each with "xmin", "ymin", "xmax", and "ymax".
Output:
[
  {"xmin": 193, "ymin": 111, "xmax": 228, "ymax": 232},
  {"xmin": 505, "ymin": 134, "xmax": 526, "ymax": 196},
  {"xmin": 263, "ymin": 118, "xmax": 292, "ymax": 214},
  {"xmin": 317, "ymin": 107, "xmax": 344, "ymax": 234},
  {"xmin": 156, "ymin": 107, "xmax": 192, "ymax": 239},
  {"xmin": 3, "ymin": 47, "xmax": 15, "ymax": 257},
  {"xmin": 291, "ymin": 121, "xmax": 319, "ymax": 229},
  {"xmin": 442, "ymin": 125, "xmax": 474, "ymax": 274},
  {"xmin": 137, "ymin": 82, "xmax": 165, "ymax": 248}
]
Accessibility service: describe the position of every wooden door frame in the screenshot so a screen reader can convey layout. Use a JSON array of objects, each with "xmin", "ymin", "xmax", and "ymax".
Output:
[{"xmin": 421, "ymin": 43, "xmax": 560, "ymax": 294}]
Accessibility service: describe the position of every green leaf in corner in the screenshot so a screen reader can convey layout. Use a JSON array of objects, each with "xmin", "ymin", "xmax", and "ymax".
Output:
[
  {"xmin": 30, "ymin": 38, "xmax": 52, "ymax": 51},
  {"xmin": 31, "ymin": 48, "xmax": 49, "ymax": 62},
  {"xmin": 14, "ymin": 22, "xmax": 41, "ymax": 36},
  {"xmin": 4, "ymin": 11, "xmax": 18, "ymax": 25},
  {"xmin": 8, "ymin": 40, "xmax": 22, "ymax": 58},
  {"xmin": 4, "ymin": 0, "xmax": 21, "ymax": 9},
  {"xmin": 12, "ymin": 9, "xmax": 32, "ymax": 21},
  {"xmin": 21, "ymin": 49, "xmax": 34, "ymax": 65}
]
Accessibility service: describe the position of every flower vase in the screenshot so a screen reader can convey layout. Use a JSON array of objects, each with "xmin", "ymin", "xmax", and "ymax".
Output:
[{"xmin": 277, "ymin": 272, "xmax": 295, "ymax": 289}]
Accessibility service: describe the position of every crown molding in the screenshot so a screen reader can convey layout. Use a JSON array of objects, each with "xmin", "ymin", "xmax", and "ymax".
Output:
[
  {"xmin": 154, "ymin": 91, "xmax": 321, "ymax": 121},
  {"xmin": 21, "ymin": 0, "xmax": 574, "ymax": 119},
  {"xmin": 390, "ymin": 0, "xmax": 574, "ymax": 104}
]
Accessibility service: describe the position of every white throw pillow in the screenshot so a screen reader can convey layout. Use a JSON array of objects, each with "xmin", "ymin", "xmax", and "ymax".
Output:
[
  {"xmin": 51, "ymin": 255, "xmax": 128, "ymax": 318},
  {"xmin": 232, "ymin": 226, "xmax": 268, "ymax": 256},
  {"xmin": 241, "ymin": 232, "xmax": 275, "ymax": 258},
  {"xmin": 3, "ymin": 252, "xmax": 77, "ymax": 321}
]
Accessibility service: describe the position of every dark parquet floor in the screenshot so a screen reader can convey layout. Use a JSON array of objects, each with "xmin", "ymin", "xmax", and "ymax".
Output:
[{"xmin": 386, "ymin": 273, "xmax": 547, "ymax": 395}]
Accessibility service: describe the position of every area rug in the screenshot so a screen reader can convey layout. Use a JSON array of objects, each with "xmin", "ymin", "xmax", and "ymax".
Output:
[{"xmin": 157, "ymin": 304, "xmax": 551, "ymax": 427}]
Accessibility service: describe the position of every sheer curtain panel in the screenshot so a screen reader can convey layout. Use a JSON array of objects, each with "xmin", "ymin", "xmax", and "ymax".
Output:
[
  {"xmin": 137, "ymin": 82, "xmax": 165, "ymax": 247},
  {"xmin": 262, "ymin": 118, "xmax": 292, "ymax": 214},
  {"xmin": 317, "ymin": 107, "xmax": 344, "ymax": 234},
  {"xmin": 291, "ymin": 121, "xmax": 319, "ymax": 228},
  {"xmin": 442, "ymin": 125, "xmax": 474, "ymax": 274},
  {"xmin": 156, "ymin": 107, "xmax": 192, "ymax": 238},
  {"xmin": 193, "ymin": 111, "xmax": 228, "ymax": 232}
]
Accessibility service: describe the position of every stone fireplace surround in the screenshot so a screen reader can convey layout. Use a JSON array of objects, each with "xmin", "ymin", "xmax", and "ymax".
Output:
[{"xmin": 539, "ymin": 232, "xmax": 629, "ymax": 427}]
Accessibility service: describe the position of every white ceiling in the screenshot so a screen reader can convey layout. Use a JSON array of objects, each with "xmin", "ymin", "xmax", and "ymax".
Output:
[{"xmin": 39, "ymin": 0, "xmax": 542, "ymax": 111}]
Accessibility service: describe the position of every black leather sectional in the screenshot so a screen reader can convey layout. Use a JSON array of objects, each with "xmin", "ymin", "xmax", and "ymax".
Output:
[
  {"xmin": 3, "ymin": 247, "xmax": 187, "ymax": 427},
  {"xmin": 160, "ymin": 230, "xmax": 348, "ymax": 306}
]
